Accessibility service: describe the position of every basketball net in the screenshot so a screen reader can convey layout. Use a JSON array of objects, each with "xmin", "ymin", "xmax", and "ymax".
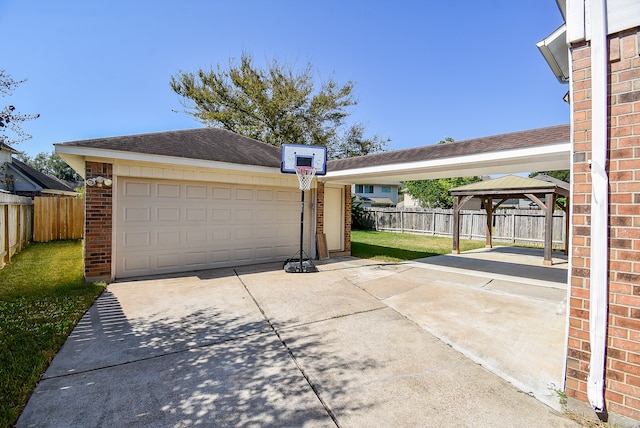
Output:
[{"xmin": 294, "ymin": 166, "xmax": 317, "ymax": 191}]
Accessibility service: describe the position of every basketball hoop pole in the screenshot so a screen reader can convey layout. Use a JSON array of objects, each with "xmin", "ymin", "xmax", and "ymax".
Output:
[{"xmin": 298, "ymin": 188, "xmax": 305, "ymax": 272}]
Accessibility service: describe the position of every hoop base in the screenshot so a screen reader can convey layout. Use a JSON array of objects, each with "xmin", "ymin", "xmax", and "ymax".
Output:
[
  {"xmin": 283, "ymin": 251, "xmax": 318, "ymax": 273},
  {"xmin": 283, "ymin": 258, "xmax": 318, "ymax": 273}
]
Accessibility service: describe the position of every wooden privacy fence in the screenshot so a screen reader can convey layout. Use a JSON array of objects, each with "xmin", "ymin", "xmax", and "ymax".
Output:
[
  {"xmin": 363, "ymin": 208, "xmax": 566, "ymax": 248},
  {"xmin": 1, "ymin": 193, "xmax": 33, "ymax": 267},
  {"xmin": 34, "ymin": 196, "xmax": 84, "ymax": 242}
]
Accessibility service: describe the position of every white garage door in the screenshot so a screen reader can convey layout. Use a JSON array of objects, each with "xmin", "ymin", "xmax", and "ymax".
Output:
[{"xmin": 115, "ymin": 178, "xmax": 305, "ymax": 278}]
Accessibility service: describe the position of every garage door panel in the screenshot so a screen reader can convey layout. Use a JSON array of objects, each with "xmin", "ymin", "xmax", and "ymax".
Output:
[
  {"xmin": 156, "ymin": 230, "xmax": 180, "ymax": 246},
  {"xmin": 157, "ymin": 254, "xmax": 180, "ymax": 269},
  {"xmin": 157, "ymin": 207, "xmax": 180, "ymax": 221},
  {"xmin": 123, "ymin": 255, "xmax": 150, "ymax": 273},
  {"xmin": 234, "ymin": 248, "xmax": 253, "ymax": 261},
  {"xmin": 184, "ymin": 251, "xmax": 207, "ymax": 267},
  {"xmin": 212, "ymin": 187, "xmax": 231, "ymax": 199},
  {"xmin": 235, "ymin": 188, "xmax": 253, "ymax": 199},
  {"xmin": 124, "ymin": 207, "xmax": 151, "ymax": 222},
  {"xmin": 158, "ymin": 183, "xmax": 180, "ymax": 197},
  {"xmin": 212, "ymin": 250, "xmax": 231, "ymax": 263},
  {"xmin": 124, "ymin": 181, "xmax": 151, "ymax": 197},
  {"xmin": 235, "ymin": 209, "xmax": 253, "ymax": 221},
  {"xmin": 235, "ymin": 228, "xmax": 252, "ymax": 240},
  {"xmin": 185, "ymin": 229, "xmax": 207, "ymax": 244},
  {"xmin": 115, "ymin": 178, "xmax": 305, "ymax": 278},
  {"xmin": 123, "ymin": 231, "xmax": 151, "ymax": 247},
  {"xmin": 185, "ymin": 185, "xmax": 207, "ymax": 198},
  {"xmin": 186, "ymin": 208, "xmax": 207, "ymax": 221}
]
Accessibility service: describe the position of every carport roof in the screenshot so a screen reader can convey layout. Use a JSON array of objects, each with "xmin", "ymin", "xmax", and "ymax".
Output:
[{"xmin": 324, "ymin": 124, "xmax": 571, "ymax": 184}]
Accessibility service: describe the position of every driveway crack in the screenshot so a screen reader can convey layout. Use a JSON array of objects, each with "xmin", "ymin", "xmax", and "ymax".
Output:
[{"xmin": 234, "ymin": 269, "xmax": 341, "ymax": 428}]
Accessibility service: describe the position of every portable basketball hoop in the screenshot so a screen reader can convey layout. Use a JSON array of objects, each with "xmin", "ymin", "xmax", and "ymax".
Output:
[{"xmin": 281, "ymin": 144, "xmax": 327, "ymax": 273}]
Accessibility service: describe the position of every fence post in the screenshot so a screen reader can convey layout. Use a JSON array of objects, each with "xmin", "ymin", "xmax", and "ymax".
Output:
[
  {"xmin": 431, "ymin": 211, "xmax": 435, "ymax": 235},
  {"xmin": 3, "ymin": 205, "xmax": 9, "ymax": 265}
]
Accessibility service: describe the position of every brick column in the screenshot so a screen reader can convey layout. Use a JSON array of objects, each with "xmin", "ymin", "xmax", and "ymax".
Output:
[
  {"xmin": 566, "ymin": 29, "xmax": 640, "ymax": 422},
  {"xmin": 84, "ymin": 162, "xmax": 113, "ymax": 282},
  {"xmin": 316, "ymin": 181, "xmax": 325, "ymax": 235},
  {"xmin": 344, "ymin": 185, "xmax": 351, "ymax": 254}
]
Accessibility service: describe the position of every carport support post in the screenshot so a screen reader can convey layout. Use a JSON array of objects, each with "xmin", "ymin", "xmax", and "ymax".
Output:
[
  {"xmin": 452, "ymin": 196, "xmax": 460, "ymax": 254},
  {"xmin": 543, "ymin": 192, "xmax": 554, "ymax": 266}
]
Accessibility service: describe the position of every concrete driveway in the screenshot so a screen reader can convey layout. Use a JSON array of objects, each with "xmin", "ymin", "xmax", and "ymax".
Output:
[{"xmin": 18, "ymin": 247, "xmax": 577, "ymax": 427}]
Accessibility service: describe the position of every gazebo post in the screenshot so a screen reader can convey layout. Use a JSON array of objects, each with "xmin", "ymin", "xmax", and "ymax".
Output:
[
  {"xmin": 543, "ymin": 192, "xmax": 554, "ymax": 265},
  {"xmin": 452, "ymin": 195, "xmax": 460, "ymax": 254},
  {"xmin": 485, "ymin": 197, "xmax": 493, "ymax": 248}
]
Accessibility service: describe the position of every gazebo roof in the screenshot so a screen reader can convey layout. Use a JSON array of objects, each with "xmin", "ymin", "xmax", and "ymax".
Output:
[{"xmin": 450, "ymin": 174, "xmax": 569, "ymax": 198}]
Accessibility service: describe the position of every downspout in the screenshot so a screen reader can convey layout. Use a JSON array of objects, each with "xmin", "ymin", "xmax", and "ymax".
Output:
[
  {"xmin": 587, "ymin": 0, "xmax": 609, "ymax": 414},
  {"xmin": 562, "ymin": 22, "xmax": 575, "ymax": 394}
]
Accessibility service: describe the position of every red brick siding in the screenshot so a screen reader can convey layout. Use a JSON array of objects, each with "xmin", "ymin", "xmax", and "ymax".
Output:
[
  {"xmin": 84, "ymin": 162, "xmax": 113, "ymax": 281},
  {"xmin": 567, "ymin": 29, "xmax": 640, "ymax": 421}
]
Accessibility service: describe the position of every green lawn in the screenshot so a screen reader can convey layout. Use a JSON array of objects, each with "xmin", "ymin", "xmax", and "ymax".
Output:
[
  {"xmin": 0, "ymin": 240, "xmax": 105, "ymax": 428},
  {"xmin": 351, "ymin": 230, "xmax": 486, "ymax": 262}
]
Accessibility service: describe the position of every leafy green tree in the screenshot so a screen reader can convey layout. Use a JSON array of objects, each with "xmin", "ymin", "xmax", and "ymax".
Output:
[
  {"xmin": 1, "ymin": 70, "xmax": 40, "ymax": 145},
  {"xmin": 402, "ymin": 137, "xmax": 481, "ymax": 209},
  {"xmin": 329, "ymin": 123, "xmax": 389, "ymax": 160},
  {"xmin": 170, "ymin": 54, "xmax": 387, "ymax": 158},
  {"xmin": 16, "ymin": 151, "xmax": 82, "ymax": 182},
  {"xmin": 403, "ymin": 176, "xmax": 481, "ymax": 209}
]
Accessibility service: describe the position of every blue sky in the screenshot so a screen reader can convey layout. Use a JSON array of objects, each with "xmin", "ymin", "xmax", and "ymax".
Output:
[{"xmin": 2, "ymin": 0, "xmax": 568, "ymax": 157}]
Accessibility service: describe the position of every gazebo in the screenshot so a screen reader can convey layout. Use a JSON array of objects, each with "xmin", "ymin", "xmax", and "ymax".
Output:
[{"xmin": 449, "ymin": 175, "xmax": 569, "ymax": 265}]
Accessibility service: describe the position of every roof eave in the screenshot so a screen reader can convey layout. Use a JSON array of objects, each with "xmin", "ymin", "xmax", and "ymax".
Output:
[{"xmin": 55, "ymin": 145, "xmax": 282, "ymax": 177}]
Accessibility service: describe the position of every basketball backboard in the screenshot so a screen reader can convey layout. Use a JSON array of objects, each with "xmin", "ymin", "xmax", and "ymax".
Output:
[{"xmin": 281, "ymin": 144, "xmax": 327, "ymax": 176}]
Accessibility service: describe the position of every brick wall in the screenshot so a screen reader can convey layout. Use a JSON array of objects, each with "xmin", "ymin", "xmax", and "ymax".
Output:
[
  {"xmin": 84, "ymin": 162, "xmax": 113, "ymax": 282},
  {"xmin": 567, "ymin": 28, "xmax": 640, "ymax": 422}
]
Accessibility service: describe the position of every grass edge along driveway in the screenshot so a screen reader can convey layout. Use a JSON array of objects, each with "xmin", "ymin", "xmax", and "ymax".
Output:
[
  {"xmin": 351, "ymin": 230, "xmax": 485, "ymax": 262},
  {"xmin": 0, "ymin": 240, "xmax": 105, "ymax": 428}
]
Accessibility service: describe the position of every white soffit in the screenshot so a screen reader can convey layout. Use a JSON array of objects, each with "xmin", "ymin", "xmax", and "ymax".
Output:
[{"xmin": 323, "ymin": 143, "xmax": 571, "ymax": 184}]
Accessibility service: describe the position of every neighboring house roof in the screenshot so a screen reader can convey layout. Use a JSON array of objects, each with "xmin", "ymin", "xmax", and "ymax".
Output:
[
  {"xmin": 56, "ymin": 127, "xmax": 282, "ymax": 169},
  {"xmin": 8, "ymin": 159, "xmax": 76, "ymax": 193},
  {"xmin": 0, "ymin": 142, "xmax": 21, "ymax": 154}
]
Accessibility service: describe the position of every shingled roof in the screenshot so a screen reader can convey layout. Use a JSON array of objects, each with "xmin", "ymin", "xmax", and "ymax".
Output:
[
  {"xmin": 9, "ymin": 159, "xmax": 76, "ymax": 193},
  {"xmin": 327, "ymin": 124, "xmax": 570, "ymax": 172},
  {"xmin": 56, "ymin": 128, "xmax": 283, "ymax": 169}
]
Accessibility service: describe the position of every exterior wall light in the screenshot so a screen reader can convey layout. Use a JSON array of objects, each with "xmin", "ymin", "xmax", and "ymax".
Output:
[{"xmin": 86, "ymin": 177, "xmax": 112, "ymax": 187}]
